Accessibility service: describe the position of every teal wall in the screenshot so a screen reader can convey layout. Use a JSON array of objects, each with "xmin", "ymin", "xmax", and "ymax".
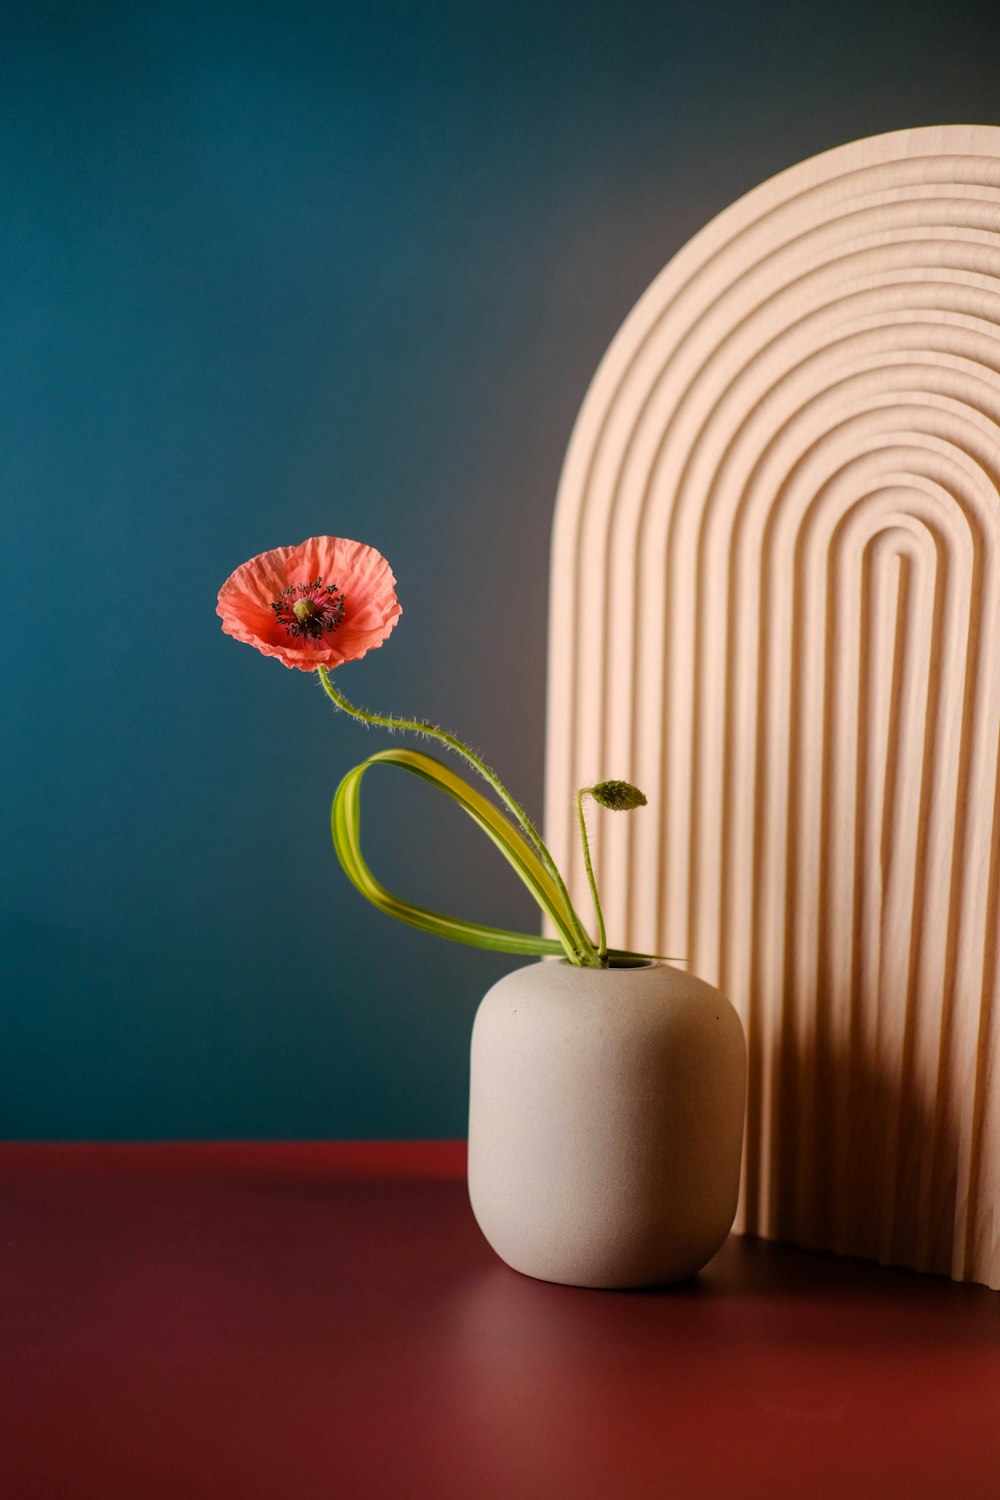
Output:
[{"xmin": 3, "ymin": 1, "xmax": 998, "ymax": 1138}]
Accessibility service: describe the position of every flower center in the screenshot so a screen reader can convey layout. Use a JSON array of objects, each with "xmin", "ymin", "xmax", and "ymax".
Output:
[{"xmin": 271, "ymin": 577, "xmax": 347, "ymax": 640}]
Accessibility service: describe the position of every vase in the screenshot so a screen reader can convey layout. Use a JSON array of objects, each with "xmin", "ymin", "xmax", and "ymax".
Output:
[{"xmin": 467, "ymin": 958, "xmax": 746, "ymax": 1289}]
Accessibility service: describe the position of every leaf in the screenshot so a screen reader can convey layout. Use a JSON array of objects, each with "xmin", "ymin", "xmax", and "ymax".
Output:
[{"xmin": 331, "ymin": 747, "xmax": 583, "ymax": 960}]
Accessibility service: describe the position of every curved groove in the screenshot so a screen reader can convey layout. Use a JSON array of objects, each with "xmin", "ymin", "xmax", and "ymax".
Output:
[
  {"xmin": 547, "ymin": 127, "xmax": 1000, "ymax": 1284},
  {"xmin": 560, "ymin": 273, "xmax": 1000, "ymax": 960},
  {"xmin": 548, "ymin": 174, "xmax": 1000, "ymax": 882}
]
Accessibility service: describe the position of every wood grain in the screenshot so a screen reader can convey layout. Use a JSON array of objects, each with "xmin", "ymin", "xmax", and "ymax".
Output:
[{"xmin": 546, "ymin": 125, "xmax": 1000, "ymax": 1288}]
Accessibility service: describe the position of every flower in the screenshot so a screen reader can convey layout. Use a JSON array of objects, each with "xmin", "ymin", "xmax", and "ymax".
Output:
[
  {"xmin": 217, "ymin": 536, "xmax": 401, "ymax": 670},
  {"xmin": 218, "ymin": 531, "xmax": 656, "ymax": 966}
]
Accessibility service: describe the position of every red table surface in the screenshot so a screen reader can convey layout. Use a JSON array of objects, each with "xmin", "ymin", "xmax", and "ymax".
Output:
[{"xmin": 1, "ymin": 1142, "xmax": 998, "ymax": 1500}]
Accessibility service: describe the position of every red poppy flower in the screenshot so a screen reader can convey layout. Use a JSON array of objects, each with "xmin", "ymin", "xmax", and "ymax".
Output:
[{"xmin": 217, "ymin": 536, "xmax": 401, "ymax": 670}]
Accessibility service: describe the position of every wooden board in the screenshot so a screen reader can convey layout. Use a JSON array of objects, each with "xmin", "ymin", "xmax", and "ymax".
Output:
[{"xmin": 546, "ymin": 124, "xmax": 1000, "ymax": 1288}]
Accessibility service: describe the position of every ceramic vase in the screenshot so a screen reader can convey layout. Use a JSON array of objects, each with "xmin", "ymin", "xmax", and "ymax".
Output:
[{"xmin": 467, "ymin": 958, "xmax": 746, "ymax": 1289}]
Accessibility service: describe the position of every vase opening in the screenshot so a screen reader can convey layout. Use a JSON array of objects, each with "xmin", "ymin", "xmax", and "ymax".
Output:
[{"xmin": 558, "ymin": 956, "xmax": 658, "ymax": 970}]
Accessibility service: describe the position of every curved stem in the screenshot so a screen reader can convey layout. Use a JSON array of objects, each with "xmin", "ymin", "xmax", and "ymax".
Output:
[
  {"xmin": 576, "ymin": 789, "xmax": 608, "ymax": 965},
  {"xmin": 315, "ymin": 665, "xmax": 597, "ymax": 964}
]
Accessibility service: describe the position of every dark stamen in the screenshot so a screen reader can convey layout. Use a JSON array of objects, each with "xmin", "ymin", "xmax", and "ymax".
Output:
[{"xmin": 271, "ymin": 577, "xmax": 346, "ymax": 639}]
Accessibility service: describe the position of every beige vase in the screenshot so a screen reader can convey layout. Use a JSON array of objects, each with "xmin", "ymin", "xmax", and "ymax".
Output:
[{"xmin": 467, "ymin": 958, "xmax": 746, "ymax": 1289}]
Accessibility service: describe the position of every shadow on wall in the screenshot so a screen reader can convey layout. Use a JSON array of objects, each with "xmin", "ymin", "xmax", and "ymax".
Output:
[{"xmin": 749, "ymin": 1010, "xmax": 960, "ymax": 1279}]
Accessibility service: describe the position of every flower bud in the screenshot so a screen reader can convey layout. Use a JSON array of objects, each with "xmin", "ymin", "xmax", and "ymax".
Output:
[{"xmin": 588, "ymin": 780, "xmax": 647, "ymax": 811}]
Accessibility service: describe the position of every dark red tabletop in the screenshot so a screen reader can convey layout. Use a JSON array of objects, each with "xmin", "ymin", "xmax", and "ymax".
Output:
[{"xmin": 1, "ymin": 1142, "xmax": 998, "ymax": 1499}]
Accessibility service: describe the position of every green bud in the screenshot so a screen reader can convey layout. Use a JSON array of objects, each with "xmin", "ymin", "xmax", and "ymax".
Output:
[
  {"xmin": 587, "ymin": 780, "xmax": 647, "ymax": 811},
  {"xmin": 293, "ymin": 598, "xmax": 318, "ymax": 622}
]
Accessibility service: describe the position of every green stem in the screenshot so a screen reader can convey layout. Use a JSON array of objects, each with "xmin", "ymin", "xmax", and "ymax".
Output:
[
  {"xmin": 576, "ymin": 789, "xmax": 608, "ymax": 965},
  {"xmin": 315, "ymin": 665, "xmax": 598, "ymax": 964}
]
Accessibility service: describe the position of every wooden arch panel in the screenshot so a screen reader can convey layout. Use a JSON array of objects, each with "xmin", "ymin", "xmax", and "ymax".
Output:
[{"xmin": 546, "ymin": 125, "xmax": 1000, "ymax": 1287}]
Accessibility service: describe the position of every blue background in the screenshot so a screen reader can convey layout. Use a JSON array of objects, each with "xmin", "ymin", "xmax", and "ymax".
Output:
[{"xmin": 3, "ymin": 1, "xmax": 998, "ymax": 1138}]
